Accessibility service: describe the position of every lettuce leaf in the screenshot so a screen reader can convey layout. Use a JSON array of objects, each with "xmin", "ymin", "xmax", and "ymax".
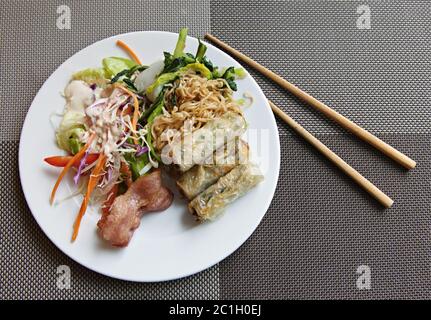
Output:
[
  {"xmin": 72, "ymin": 68, "xmax": 108, "ymax": 86},
  {"xmin": 102, "ymin": 57, "xmax": 138, "ymax": 78},
  {"xmin": 71, "ymin": 57, "xmax": 138, "ymax": 87},
  {"xmin": 56, "ymin": 111, "xmax": 86, "ymax": 152}
]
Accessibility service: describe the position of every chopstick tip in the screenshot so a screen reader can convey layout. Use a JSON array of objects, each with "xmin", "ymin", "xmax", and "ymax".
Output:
[{"xmin": 383, "ymin": 198, "xmax": 394, "ymax": 209}]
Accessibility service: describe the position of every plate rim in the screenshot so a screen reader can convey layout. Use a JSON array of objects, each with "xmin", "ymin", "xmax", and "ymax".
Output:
[{"xmin": 19, "ymin": 30, "xmax": 280, "ymax": 282}]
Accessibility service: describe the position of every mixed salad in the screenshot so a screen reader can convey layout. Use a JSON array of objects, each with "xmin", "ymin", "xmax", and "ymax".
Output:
[{"xmin": 45, "ymin": 28, "xmax": 245, "ymax": 242}]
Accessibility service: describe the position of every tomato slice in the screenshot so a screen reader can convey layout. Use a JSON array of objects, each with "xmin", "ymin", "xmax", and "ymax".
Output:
[{"xmin": 44, "ymin": 154, "xmax": 99, "ymax": 168}]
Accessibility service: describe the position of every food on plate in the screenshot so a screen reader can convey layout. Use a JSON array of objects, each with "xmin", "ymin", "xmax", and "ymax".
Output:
[
  {"xmin": 44, "ymin": 27, "xmax": 263, "ymax": 246},
  {"xmin": 188, "ymin": 163, "xmax": 264, "ymax": 221},
  {"xmin": 176, "ymin": 139, "xmax": 249, "ymax": 200},
  {"xmin": 97, "ymin": 169, "xmax": 173, "ymax": 247},
  {"xmin": 165, "ymin": 111, "xmax": 247, "ymax": 172}
]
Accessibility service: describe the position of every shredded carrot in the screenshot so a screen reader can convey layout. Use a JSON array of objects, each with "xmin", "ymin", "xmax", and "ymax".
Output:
[
  {"xmin": 114, "ymin": 83, "xmax": 140, "ymax": 144},
  {"xmin": 50, "ymin": 134, "xmax": 96, "ymax": 205},
  {"xmin": 116, "ymin": 40, "xmax": 142, "ymax": 65},
  {"xmin": 72, "ymin": 153, "xmax": 107, "ymax": 242}
]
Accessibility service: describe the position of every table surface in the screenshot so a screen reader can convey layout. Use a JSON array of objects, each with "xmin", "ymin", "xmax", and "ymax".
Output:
[{"xmin": 1, "ymin": 0, "xmax": 430, "ymax": 299}]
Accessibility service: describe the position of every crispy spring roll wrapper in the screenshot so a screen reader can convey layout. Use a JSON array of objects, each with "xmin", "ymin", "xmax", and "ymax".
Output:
[
  {"xmin": 166, "ymin": 112, "xmax": 247, "ymax": 172},
  {"xmin": 176, "ymin": 139, "xmax": 250, "ymax": 200},
  {"xmin": 188, "ymin": 163, "xmax": 264, "ymax": 221}
]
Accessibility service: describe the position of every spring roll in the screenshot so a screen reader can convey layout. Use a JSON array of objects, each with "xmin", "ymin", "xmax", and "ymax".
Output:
[
  {"xmin": 188, "ymin": 163, "xmax": 264, "ymax": 221},
  {"xmin": 167, "ymin": 112, "xmax": 247, "ymax": 172},
  {"xmin": 176, "ymin": 139, "xmax": 250, "ymax": 200}
]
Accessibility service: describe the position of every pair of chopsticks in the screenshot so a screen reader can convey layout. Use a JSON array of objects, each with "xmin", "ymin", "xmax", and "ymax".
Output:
[{"xmin": 204, "ymin": 34, "xmax": 417, "ymax": 208}]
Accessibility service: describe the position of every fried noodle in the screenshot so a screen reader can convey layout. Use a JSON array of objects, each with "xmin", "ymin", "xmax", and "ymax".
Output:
[{"xmin": 151, "ymin": 71, "xmax": 242, "ymax": 150}]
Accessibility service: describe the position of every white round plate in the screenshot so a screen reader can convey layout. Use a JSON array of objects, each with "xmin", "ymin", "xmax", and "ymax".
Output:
[{"xmin": 19, "ymin": 31, "xmax": 280, "ymax": 282}]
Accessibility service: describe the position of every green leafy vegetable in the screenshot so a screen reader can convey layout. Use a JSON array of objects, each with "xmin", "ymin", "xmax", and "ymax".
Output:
[
  {"xmin": 181, "ymin": 62, "xmax": 212, "ymax": 79},
  {"xmin": 195, "ymin": 40, "xmax": 207, "ymax": 62},
  {"xmin": 102, "ymin": 57, "xmax": 138, "ymax": 78},
  {"xmin": 67, "ymin": 126, "xmax": 86, "ymax": 154},
  {"xmin": 56, "ymin": 111, "xmax": 87, "ymax": 152},
  {"xmin": 123, "ymin": 78, "xmax": 138, "ymax": 91},
  {"xmin": 147, "ymin": 101, "xmax": 164, "ymax": 124},
  {"xmin": 69, "ymin": 137, "xmax": 83, "ymax": 155},
  {"xmin": 162, "ymin": 36, "xmax": 207, "ymax": 73},
  {"xmin": 202, "ymin": 56, "xmax": 214, "ymax": 72},
  {"xmin": 110, "ymin": 65, "xmax": 148, "ymax": 84},
  {"xmin": 144, "ymin": 93, "xmax": 165, "ymax": 162},
  {"xmin": 146, "ymin": 30, "xmax": 214, "ymax": 98},
  {"xmin": 139, "ymin": 90, "xmax": 165, "ymax": 124},
  {"xmin": 72, "ymin": 58, "xmax": 144, "ymax": 89},
  {"xmin": 72, "ymin": 68, "xmax": 108, "ymax": 86},
  {"xmin": 162, "ymin": 52, "xmax": 195, "ymax": 74},
  {"xmin": 234, "ymin": 68, "xmax": 247, "ymax": 79},
  {"xmin": 110, "ymin": 69, "xmax": 130, "ymax": 84},
  {"xmin": 146, "ymin": 62, "xmax": 212, "ymax": 96},
  {"xmin": 146, "ymin": 132, "xmax": 161, "ymax": 163},
  {"xmin": 173, "ymin": 28, "xmax": 188, "ymax": 58},
  {"xmin": 146, "ymin": 73, "xmax": 178, "ymax": 96},
  {"xmin": 222, "ymin": 67, "xmax": 237, "ymax": 91},
  {"xmin": 124, "ymin": 152, "xmax": 149, "ymax": 181}
]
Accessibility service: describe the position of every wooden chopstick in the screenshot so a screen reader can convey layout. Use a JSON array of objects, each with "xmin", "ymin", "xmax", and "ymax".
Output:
[
  {"xmin": 269, "ymin": 100, "xmax": 394, "ymax": 208},
  {"xmin": 204, "ymin": 33, "xmax": 417, "ymax": 170}
]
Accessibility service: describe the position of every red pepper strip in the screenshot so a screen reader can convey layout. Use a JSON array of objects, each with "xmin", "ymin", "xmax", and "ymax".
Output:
[{"xmin": 44, "ymin": 154, "xmax": 99, "ymax": 168}]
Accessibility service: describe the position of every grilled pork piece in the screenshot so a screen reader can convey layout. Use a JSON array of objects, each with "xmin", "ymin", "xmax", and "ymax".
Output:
[{"xmin": 97, "ymin": 169, "xmax": 173, "ymax": 247}]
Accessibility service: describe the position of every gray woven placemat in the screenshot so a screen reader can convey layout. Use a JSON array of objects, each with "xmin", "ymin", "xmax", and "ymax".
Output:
[
  {"xmin": 0, "ymin": 0, "xmax": 211, "ymax": 141},
  {"xmin": 211, "ymin": 0, "xmax": 431, "ymax": 299},
  {"xmin": 1, "ymin": 0, "xmax": 430, "ymax": 300},
  {"xmin": 211, "ymin": 0, "xmax": 430, "ymax": 136},
  {"xmin": 218, "ymin": 133, "xmax": 430, "ymax": 299},
  {"xmin": 1, "ymin": 0, "xmax": 218, "ymax": 300}
]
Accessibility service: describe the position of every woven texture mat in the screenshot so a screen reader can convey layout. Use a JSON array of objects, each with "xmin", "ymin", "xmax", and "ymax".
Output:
[
  {"xmin": 211, "ymin": 0, "xmax": 431, "ymax": 299},
  {"xmin": 1, "ymin": 0, "xmax": 218, "ymax": 300},
  {"xmin": 1, "ymin": 0, "xmax": 430, "ymax": 299}
]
